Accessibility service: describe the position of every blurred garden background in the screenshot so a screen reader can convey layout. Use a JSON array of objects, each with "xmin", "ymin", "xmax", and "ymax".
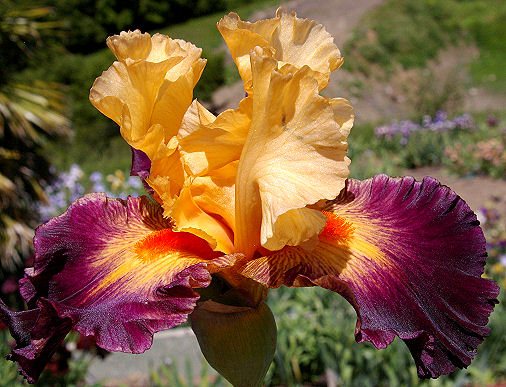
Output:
[{"xmin": 0, "ymin": 0, "xmax": 504, "ymax": 385}]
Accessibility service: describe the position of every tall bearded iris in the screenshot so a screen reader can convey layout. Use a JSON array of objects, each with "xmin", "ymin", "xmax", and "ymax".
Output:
[{"xmin": 0, "ymin": 8, "xmax": 499, "ymax": 386}]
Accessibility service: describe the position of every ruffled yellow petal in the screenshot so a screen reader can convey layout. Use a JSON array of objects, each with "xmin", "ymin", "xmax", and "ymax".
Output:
[
  {"xmin": 106, "ymin": 30, "xmax": 153, "ymax": 62},
  {"xmin": 89, "ymin": 30, "xmax": 206, "ymax": 160},
  {"xmin": 234, "ymin": 48, "xmax": 353, "ymax": 258},
  {"xmin": 218, "ymin": 8, "xmax": 342, "ymax": 93},
  {"xmin": 149, "ymin": 39, "xmax": 207, "ymax": 146},
  {"xmin": 178, "ymin": 98, "xmax": 252, "ymax": 176}
]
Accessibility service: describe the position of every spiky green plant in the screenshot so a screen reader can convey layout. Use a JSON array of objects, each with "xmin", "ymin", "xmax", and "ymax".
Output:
[{"xmin": 0, "ymin": 0, "xmax": 70, "ymax": 273}]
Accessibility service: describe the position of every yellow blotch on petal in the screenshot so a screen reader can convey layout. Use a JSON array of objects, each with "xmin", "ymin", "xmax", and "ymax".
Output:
[
  {"xmin": 89, "ymin": 30, "xmax": 206, "ymax": 161},
  {"xmin": 234, "ymin": 48, "xmax": 353, "ymax": 258},
  {"xmin": 82, "ymin": 197, "xmax": 237, "ymax": 302},
  {"xmin": 218, "ymin": 7, "xmax": 342, "ymax": 93},
  {"xmin": 237, "ymin": 209, "xmax": 390, "ymax": 289},
  {"xmin": 92, "ymin": 229, "xmax": 233, "ymax": 297}
]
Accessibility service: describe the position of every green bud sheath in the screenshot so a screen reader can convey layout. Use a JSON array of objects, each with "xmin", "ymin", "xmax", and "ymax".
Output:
[{"xmin": 190, "ymin": 300, "xmax": 277, "ymax": 387}]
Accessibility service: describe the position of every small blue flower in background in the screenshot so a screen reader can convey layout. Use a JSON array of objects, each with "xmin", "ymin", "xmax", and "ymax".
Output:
[
  {"xmin": 89, "ymin": 171, "xmax": 103, "ymax": 183},
  {"xmin": 127, "ymin": 176, "xmax": 142, "ymax": 190}
]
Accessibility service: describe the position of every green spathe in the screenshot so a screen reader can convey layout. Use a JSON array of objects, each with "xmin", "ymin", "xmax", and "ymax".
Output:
[{"xmin": 191, "ymin": 299, "xmax": 277, "ymax": 387}]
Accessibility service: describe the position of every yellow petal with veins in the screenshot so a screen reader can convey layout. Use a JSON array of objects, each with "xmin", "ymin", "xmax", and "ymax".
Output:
[
  {"xmin": 218, "ymin": 8, "xmax": 342, "ymax": 93},
  {"xmin": 234, "ymin": 48, "xmax": 353, "ymax": 258}
]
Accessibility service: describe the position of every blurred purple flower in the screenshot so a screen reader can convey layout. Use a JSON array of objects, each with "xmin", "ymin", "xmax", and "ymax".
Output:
[
  {"xmin": 434, "ymin": 110, "xmax": 448, "ymax": 123},
  {"xmin": 93, "ymin": 182, "xmax": 106, "ymax": 192},
  {"xmin": 89, "ymin": 172, "xmax": 103, "ymax": 183},
  {"xmin": 375, "ymin": 112, "xmax": 476, "ymax": 143},
  {"xmin": 127, "ymin": 176, "xmax": 142, "ymax": 189}
]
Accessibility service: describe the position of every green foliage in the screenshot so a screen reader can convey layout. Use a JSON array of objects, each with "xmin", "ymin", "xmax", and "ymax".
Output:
[
  {"xmin": 348, "ymin": 112, "xmax": 504, "ymax": 180},
  {"xmin": 344, "ymin": 0, "xmax": 455, "ymax": 74},
  {"xmin": 149, "ymin": 358, "xmax": 230, "ymax": 387},
  {"xmin": 49, "ymin": 0, "xmax": 231, "ymax": 53},
  {"xmin": 194, "ymin": 50, "xmax": 226, "ymax": 103},
  {"xmin": 0, "ymin": 0, "xmax": 64, "ymax": 85},
  {"xmin": 26, "ymin": 47, "xmax": 123, "ymax": 174},
  {"xmin": 47, "ymin": 0, "xmax": 278, "ymax": 54},
  {"xmin": 0, "ymin": 1, "xmax": 70, "ymax": 273}
]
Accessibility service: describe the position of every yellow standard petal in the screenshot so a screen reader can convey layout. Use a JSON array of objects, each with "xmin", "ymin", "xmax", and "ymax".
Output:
[
  {"xmin": 234, "ymin": 47, "xmax": 353, "ymax": 258},
  {"xmin": 218, "ymin": 8, "xmax": 342, "ymax": 93},
  {"xmin": 89, "ymin": 30, "xmax": 206, "ymax": 161}
]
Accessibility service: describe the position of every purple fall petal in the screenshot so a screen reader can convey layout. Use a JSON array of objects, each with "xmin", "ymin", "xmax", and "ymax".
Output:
[
  {"xmin": 240, "ymin": 174, "xmax": 499, "ymax": 378},
  {"xmin": 3, "ymin": 193, "xmax": 235, "ymax": 382}
]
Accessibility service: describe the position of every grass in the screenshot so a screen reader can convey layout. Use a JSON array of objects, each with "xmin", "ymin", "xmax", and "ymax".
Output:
[{"xmin": 471, "ymin": 49, "xmax": 506, "ymax": 92}]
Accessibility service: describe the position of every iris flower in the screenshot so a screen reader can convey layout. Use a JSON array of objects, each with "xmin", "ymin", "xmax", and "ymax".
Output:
[{"xmin": 0, "ymin": 8, "xmax": 499, "ymax": 385}]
